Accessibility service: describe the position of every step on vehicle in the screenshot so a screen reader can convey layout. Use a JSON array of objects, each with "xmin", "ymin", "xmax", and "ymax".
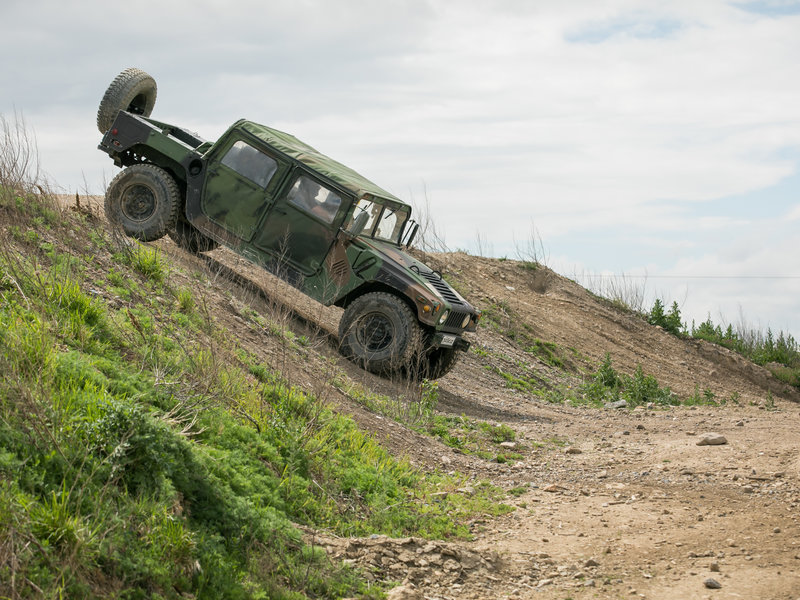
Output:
[{"xmin": 97, "ymin": 68, "xmax": 480, "ymax": 378}]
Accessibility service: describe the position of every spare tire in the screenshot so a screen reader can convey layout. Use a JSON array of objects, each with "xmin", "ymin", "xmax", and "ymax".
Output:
[{"xmin": 97, "ymin": 68, "xmax": 157, "ymax": 134}]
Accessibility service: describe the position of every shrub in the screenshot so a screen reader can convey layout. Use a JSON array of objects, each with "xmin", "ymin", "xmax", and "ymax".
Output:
[
  {"xmin": 648, "ymin": 299, "xmax": 683, "ymax": 335},
  {"xmin": 581, "ymin": 355, "xmax": 677, "ymax": 407}
]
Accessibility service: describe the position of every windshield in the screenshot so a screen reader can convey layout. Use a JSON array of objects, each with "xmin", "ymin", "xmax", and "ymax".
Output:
[{"xmin": 346, "ymin": 198, "xmax": 409, "ymax": 244}]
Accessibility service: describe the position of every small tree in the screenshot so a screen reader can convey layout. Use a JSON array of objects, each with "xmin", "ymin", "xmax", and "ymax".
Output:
[
  {"xmin": 648, "ymin": 298, "xmax": 667, "ymax": 329},
  {"xmin": 665, "ymin": 301, "xmax": 683, "ymax": 335}
]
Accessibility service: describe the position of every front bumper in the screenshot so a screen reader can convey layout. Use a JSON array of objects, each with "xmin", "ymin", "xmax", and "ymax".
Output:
[{"xmin": 432, "ymin": 332, "xmax": 470, "ymax": 351}]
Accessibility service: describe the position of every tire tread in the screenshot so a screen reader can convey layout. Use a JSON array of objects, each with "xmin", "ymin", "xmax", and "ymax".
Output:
[
  {"xmin": 105, "ymin": 164, "xmax": 179, "ymax": 241},
  {"xmin": 97, "ymin": 67, "xmax": 157, "ymax": 133}
]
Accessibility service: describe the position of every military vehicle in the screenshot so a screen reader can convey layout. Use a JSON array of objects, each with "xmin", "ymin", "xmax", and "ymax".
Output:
[{"xmin": 97, "ymin": 68, "xmax": 480, "ymax": 378}]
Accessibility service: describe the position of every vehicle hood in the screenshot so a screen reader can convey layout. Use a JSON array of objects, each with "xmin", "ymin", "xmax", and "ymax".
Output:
[{"xmin": 356, "ymin": 237, "xmax": 474, "ymax": 312}]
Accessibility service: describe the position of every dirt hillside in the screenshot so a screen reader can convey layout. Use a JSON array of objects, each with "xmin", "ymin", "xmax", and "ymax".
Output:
[{"xmin": 77, "ymin": 195, "xmax": 800, "ymax": 599}]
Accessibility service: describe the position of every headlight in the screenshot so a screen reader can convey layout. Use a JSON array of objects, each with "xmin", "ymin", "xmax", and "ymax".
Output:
[
  {"xmin": 438, "ymin": 310, "xmax": 449, "ymax": 325},
  {"xmin": 461, "ymin": 314, "xmax": 471, "ymax": 328}
]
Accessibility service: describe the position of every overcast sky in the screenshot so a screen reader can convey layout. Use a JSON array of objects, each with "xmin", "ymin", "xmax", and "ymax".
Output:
[{"xmin": 2, "ymin": 0, "xmax": 799, "ymax": 339}]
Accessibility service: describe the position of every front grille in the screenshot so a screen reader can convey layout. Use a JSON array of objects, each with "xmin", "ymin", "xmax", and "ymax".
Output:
[{"xmin": 445, "ymin": 311, "xmax": 469, "ymax": 329}]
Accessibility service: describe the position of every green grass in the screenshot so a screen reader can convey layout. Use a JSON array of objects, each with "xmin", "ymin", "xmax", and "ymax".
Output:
[
  {"xmin": 488, "ymin": 349, "xmax": 725, "ymax": 410},
  {"xmin": 333, "ymin": 376, "xmax": 441, "ymax": 428},
  {"xmin": 523, "ymin": 337, "xmax": 566, "ymax": 368},
  {"xmin": 0, "ymin": 184, "xmax": 509, "ymax": 599},
  {"xmin": 427, "ymin": 415, "xmax": 524, "ymax": 463}
]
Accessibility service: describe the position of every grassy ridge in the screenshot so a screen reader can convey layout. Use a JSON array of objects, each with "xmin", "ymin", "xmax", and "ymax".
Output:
[
  {"xmin": 0, "ymin": 183, "xmax": 508, "ymax": 599},
  {"xmin": 647, "ymin": 298, "xmax": 800, "ymax": 385}
]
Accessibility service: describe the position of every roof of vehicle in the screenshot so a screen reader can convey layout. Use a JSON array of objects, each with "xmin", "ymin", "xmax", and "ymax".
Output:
[{"xmin": 238, "ymin": 120, "xmax": 406, "ymax": 207}]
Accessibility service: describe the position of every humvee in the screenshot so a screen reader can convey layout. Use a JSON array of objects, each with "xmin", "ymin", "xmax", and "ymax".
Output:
[{"xmin": 97, "ymin": 68, "xmax": 479, "ymax": 378}]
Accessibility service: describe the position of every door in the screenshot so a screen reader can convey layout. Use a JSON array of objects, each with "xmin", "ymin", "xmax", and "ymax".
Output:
[
  {"xmin": 252, "ymin": 171, "xmax": 347, "ymax": 275},
  {"xmin": 201, "ymin": 139, "xmax": 287, "ymax": 242}
]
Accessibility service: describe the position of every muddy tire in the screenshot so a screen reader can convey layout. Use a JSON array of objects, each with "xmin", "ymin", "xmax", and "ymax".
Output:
[
  {"xmin": 97, "ymin": 68, "xmax": 157, "ymax": 134},
  {"xmin": 422, "ymin": 346, "xmax": 461, "ymax": 380},
  {"xmin": 105, "ymin": 164, "xmax": 179, "ymax": 242},
  {"xmin": 339, "ymin": 292, "xmax": 421, "ymax": 375},
  {"xmin": 169, "ymin": 219, "xmax": 219, "ymax": 254}
]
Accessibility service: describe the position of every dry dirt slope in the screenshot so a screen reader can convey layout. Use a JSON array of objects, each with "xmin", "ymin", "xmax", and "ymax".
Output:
[{"xmin": 120, "ymin": 209, "xmax": 800, "ymax": 600}]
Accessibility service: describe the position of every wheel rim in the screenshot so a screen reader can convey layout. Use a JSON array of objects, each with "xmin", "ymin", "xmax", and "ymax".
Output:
[
  {"xmin": 355, "ymin": 312, "xmax": 395, "ymax": 353},
  {"xmin": 121, "ymin": 184, "xmax": 157, "ymax": 222},
  {"xmin": 127, "ymin": 93, "xmax": 149, "ymax": 115}
]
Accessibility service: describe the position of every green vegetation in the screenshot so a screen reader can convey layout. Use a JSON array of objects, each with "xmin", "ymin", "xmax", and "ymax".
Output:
[
  {"xmin": 339, "ymin": 372, "xmax": 525, "ymax": 466},
  {"xmin": 116, "ymin": 242, "xmax": 168, "ymax": 283},
  {"xmin": 578, "ymin": 280, "xmax": 800, "ymax": 389},
  {"xmin": 573, "ymin": 354, "xmax": 740, "ymax": 408},
  {"xmin": 334, "ymin": 377, "xmax": 441, "ymax": 428},
  {"xmin": 0, "ymin": 174, "xmax": 506, "ymax": 599},
  {"xmin": 487, "ymin": 364, "xmax": 549, "ymax": 398},
  {"xmin": 647, "ymin": 298, "xmax": 683, "ymax": 335},
  {"xmin": 428, "ymin": 415, "xmax": 523, "ymax": 463},
  {"xmin": 691, "ymin": 317, "xmax": 799, "ymax": 382},
  {"xmin": 489, "ymin": 348, "xmax": 729, "ymax": 409},
  {"xmin": 576, "ymin": 354, "xmax": 677, "ymax": 408},
  {"xmin": 646, "ymin": 297, "xmax": 800, "ymax": 388}
]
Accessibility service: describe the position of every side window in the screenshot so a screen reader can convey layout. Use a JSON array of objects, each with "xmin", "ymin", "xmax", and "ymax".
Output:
[
  {"xmin": 221, "ymin": 141, "xmax": 278, "ymax": 188},
  {"xmin": 286, "ymin": 176, "xmax": 342, "ymax": 224}
]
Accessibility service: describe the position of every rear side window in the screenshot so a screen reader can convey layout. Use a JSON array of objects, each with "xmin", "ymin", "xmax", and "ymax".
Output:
[{"xmin": 221, "ymin": 141, "xmax": 278, "ymax": 188}]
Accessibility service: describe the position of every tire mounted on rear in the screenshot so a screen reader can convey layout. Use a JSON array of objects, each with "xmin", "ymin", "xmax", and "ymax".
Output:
[{"xmin": 97, "ymin": 67, "xmax": 157, "ymax": 134}]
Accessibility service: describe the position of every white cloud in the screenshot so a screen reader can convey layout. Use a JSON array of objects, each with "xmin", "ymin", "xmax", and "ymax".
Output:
[{"xmin": 787, "ymin": 205, "xmax": 800, "ymax": 220}]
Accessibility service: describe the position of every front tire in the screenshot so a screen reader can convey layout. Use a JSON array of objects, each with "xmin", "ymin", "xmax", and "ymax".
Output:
[
  {"xmin": 105, "ymin": 164, "xmax": 179, "ymax": 242},
  {"xmin": 97, "ymin": 67, "xmax": 157, "ymax": 133},
  {"xmin": 421, "ymin": 346, "xmax": 461, "ymax": 380},
  {"xmin": 339, "ymin": 292, "xmax": 421, "ymax": 375}
]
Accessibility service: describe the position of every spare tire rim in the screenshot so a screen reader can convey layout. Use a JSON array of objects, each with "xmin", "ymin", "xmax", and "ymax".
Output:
[
  {"xmin": 121, "ymin": 184, "xmax": 156, "ymax": 222},
  {"xmin": 127, "ymin": 93, "xmax": 149, "ymax": 116},
  {"xmin": 355, "ymin": 313, "xmax": 395, "ymax": 353}
]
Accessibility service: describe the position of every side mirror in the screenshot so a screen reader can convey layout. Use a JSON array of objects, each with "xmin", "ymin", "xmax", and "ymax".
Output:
[{"xmin": 350, "ymin": 210, "xmax": 369, "ymax": 235}]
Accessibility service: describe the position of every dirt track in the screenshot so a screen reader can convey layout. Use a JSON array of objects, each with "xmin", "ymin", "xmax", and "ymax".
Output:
[{"xmin": 191, "ymin": 244, "xmax": 800, "ymax": 599}]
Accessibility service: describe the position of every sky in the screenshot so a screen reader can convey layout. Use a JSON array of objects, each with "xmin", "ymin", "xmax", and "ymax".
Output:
[{"xmin": 2, "ymin": 0, "xmax": 799, "ymax": 339}]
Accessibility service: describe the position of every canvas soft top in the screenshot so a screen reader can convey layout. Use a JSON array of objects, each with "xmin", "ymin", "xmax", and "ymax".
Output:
[{"xmin": 238, "ymin": 120, "xmax": 405, "ymax": 206}]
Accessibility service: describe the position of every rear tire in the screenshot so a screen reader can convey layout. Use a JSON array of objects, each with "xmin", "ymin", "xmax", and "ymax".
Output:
[
  {"xmin": 97, "ymin": 67, "xmax": 157, "ymax": 133},
  {"xmin": 169, "ymin": 219, "xmax": 219, "ymax": 254},
  {"xmin": 105, "ymin": 164, "xmax": 179, "ymax": 242},
  {"xmin": 339, "ymin": 292, "xmax": 421, "ymax": 375}
]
